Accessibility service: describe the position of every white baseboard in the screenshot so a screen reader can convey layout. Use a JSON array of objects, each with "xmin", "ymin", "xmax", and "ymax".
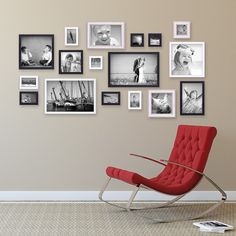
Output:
[{"xmin": 0, "ymin": 191, "xmax": 235, "ymax": 201}]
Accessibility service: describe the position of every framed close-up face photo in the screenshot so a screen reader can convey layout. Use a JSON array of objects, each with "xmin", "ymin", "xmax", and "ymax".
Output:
[
  {"xmin": 148, "ymin": 33, "xmax": 162, "ymax": 47},
  {"xmin": 65, "ymin": 27, "xmax": 79, "ymax": 46},
  {"xmin": 173, "ymin": 21, "xmax": 191, "ymax": 39},
  {"xmin": 169, "ymin": 42, "xmax": 205, "ymax": 78},
  {"xmin": 128, "ymin": 91, "xmax": 142, "ymax": 110},
  {"xmin": 19, "ymin": 75, "xmax": 38, "ymax": 90},
  {"xmin": 101, "ymin": 91, "xmax": 120, "ymax": 105},
  {"xmin": 19, "ymin": 91, "xmax": 38, "ymax": 105},
  {"xmin": 148, "ymin": 90, "xmax": 176, "ymax": 118},
  {"xmin": 87, "ymin": 22, "xmax": 125, "ymax": 49},
  {"xmin": 180, "ymin": 81, "xmax": 205, "ymax": 115},
  {"xmin": 89, "ymin": 56, "xmax": 103, "ymax": 70},
  {"xmin": 59, "ymin": 50, "xmax": 83, "ymax": 74},
  {"xmin": 19, "ymin": 34, "xmax": 54, "ymax": 69},
  {"xmin": 130, "ymin": 33, "xmax": 144, "ymax": 47},
  {"xmin": 108, "ymin": 52, "xmax": 159, "ymax": 87}
]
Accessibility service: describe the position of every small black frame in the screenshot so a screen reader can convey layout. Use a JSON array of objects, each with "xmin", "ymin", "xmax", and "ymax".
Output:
[
  {"xmin": 19, "ymin": 91, "xmax": 38, "ymax": 105},
  {"xmin": 101, "ymin": 91, "xmax": 120, "ymax": 105},
  {"xmin": 130, "ymin": 33, "xmax": 144, "ymax": 47},
  {"xmin": 148, "ymin": 33, "xmax": 162, "ymax": 47}
]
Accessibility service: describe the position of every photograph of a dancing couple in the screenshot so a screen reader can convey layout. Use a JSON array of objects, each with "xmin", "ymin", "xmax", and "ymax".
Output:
[
  {"xmin": 19, "ymin": 35, "xmax": 54, "ymax": 69},
  {"xmin": 108, "ymin": 52, "xmax": 159, "ymax": 87}
]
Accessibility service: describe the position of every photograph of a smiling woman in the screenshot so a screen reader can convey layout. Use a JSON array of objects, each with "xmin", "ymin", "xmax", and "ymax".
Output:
[{"xmin": 169, "ymin": 42, "xmax": 205, "ymax": 77}]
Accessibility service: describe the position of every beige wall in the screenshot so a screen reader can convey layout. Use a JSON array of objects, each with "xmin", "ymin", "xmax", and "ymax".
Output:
[{"xmin": 0, "ymin": 0, "xmax": 235, "ymax": 191}]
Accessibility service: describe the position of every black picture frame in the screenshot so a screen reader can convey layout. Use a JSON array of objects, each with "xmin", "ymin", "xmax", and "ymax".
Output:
[
  {"xmin": 59, "ymin": 50, "xmax": 83, "ymax": 74},
  {"xmin": 101, "ymin": 91, "xmax": 120, "ymax": 105},
  {"xmin": 19, "ymin": 34, "xmax": 54, "ymax": 70},
  {"xmin": 19, "ymin": 91, "xmax": 38, "ymax": 105},
  {"xmin": 130, "ymin": 33, "xmax": 144, "ymax": 47},
  {"xmin": 108, "ymin": 52, "xmax": 159, "ymax": 87},
  {"xmin": 180, "ymin": 81, "xmax": 205, "ymax": 115},
  {"xmin": 148, "ymin": 33, "xmax": 162, "ymax": 47}
]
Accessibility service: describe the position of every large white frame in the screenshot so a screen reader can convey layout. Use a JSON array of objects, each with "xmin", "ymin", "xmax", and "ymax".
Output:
[
  {"xmin": 45, "ymin": 78, "xmax": 96, "ymax": 115},
  {"xmin": 65, "ymin": 27, "xmax": 79, "ymax": 46},
  {"xmin": 148, "ymin": 90, "xmax": 176, "ymax": 118},
  {"xmin": 87, "ymin": 22, "xmax": 125, "ymax": 49},
  {"xmin": 19, "ymin": 75, "xmax": 38, "ymax": 90},
  {"xmin": 173, "ymin": 21, "xmax": 191, "ymax": 39},
  {"xmin": 128, "ymin": 91, "xmax": 142, "ymax": 110}
]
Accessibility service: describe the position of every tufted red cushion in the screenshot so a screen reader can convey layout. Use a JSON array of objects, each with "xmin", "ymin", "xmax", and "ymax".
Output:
[{"xmin": 106, "ymin": 125, "xmax": 217, "ymax": 195}]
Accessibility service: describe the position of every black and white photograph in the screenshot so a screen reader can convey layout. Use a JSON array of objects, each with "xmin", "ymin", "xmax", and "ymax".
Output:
[
  {"xmin": 180, "ymin": 81, "xmax": 204, "ymax": 115},
  {"xmin": 19, "ymin": 34, "xmax": 54, "ymax": 69},
  {"xmin": 148, "ymin": 33, "xmax": 162, "ymax": 47},
  {"xmin": 173, "ymin": 21, "xmax": 191, "ymax": 39},
  {"xmin": 101, "ymin": 92, "xmax": 120, "ymax": 105},
  {"xmin": 65, "ymin": 27, "xmax": 79, "ymax": 46},
  {"xmin": 130, "ymin": 33, "xmax": 144, "ymax": 47},
  {"xmin": 108, "ymin": 52, "xmax": 159, "ymax": 87},
  {"xmin": 19, "ymin": 91, "xmax": 38, "ymax": 105},
  {"xmin": 89, "ymin": 56, "xmax": 103, "ymax": 70},
  {"xmin": 59, "ymin": 50, "xmax": 83, "ymax": 74},
  {"xmin": 87, "ymin": 22, "xmax": 125, "ymax": 49},
  {"xmin": 19, "ymin": 76, "xmax": 38, "ymax": 90},
  {"xmin": 128, "ymin": 91, "xmax": 142, "ymax": 110},
  {"xmin": 169, "ymin": 42, "xmax": 205, "ymax": 77},
  {"xmin": 45, "ymin": 79, "xmax": 96, "ymax": 114},
  {"xmin": 148, "ymin": 90, "xmax": 175, "ymax": 118}
]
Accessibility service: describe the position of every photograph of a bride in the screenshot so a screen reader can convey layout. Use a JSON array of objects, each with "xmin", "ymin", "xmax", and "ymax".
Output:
[{"xmin": 108, "ymin": 52, "xmax": 159, "ymax": 87}]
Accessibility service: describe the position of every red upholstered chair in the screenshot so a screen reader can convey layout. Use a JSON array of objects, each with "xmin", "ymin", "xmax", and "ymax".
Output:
[{"xmin": 99, "ymin": 125, "xmax": 226, "ymax": 222}]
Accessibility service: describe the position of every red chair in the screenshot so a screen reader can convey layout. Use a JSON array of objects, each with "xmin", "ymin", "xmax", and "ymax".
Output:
[{"xmin": 99, "ymin": 125, "xmax": 226, "ymax": 222}]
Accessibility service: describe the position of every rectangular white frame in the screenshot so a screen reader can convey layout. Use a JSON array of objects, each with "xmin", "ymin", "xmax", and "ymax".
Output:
[
  {"xmin": 89, "ymin": 56, "xmax": 103, "ymax": 70},
  {"xmin": 173, "ymin": 21, "xmax": 191, "ymax": 39},
  {"xmin": 19, "ymin": 75, "xmax": 38, "ymax": 90},
  {"xmin": 169, "ymin": 42, "xmax": 205, "ymax": 78},
  {"xmin": 148, "ymin": 90, "xmax": 176, "ymax": 118},
  {"xmin": 128, "ymin": 91, "xmax": 142, "ymax": 110},
  {"xmin": 45, "ymin": 78, "xmax": 96, "ymax": 115},
  {"xmin": 65, "ymin": 27, "xmax": 79, "ymax": 46},
  {"xmin": 87, "ymin": 22, "xmax": 125, "ymax": 49}
]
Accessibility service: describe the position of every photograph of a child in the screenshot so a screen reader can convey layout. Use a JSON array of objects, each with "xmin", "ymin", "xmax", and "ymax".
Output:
[
  {"xmin": 128, "ymin": 91, "xmax": 142, "ymax": 110},
  {"xmin": 88, "ymin": 22, "xmax": 124, "ymax": 49},
  {"xmin": 180, "ymin": 81, "xmax": 204, "ymax": 115},
  {"xmin": 131, "ymin": 34, "xmax": 144, "ymax": 47},
  {"xmin": 148, "ymin": 33, "xmax": 162, "ymax": 47},
  {"xmin": 173, "ymin": 21, "xmax": 190, "ymax": 38},
  {"xmin": 19, "ymin": 35, "xmax": 54, "ymax": 69},
  {"xmin": 59, "ymin": 50, "xmax": 83, "ymax": 74},
  {"xmin": 169, "ymin": 42, "xmax": 205, "ymax": 77},
  {"xmin": 65, "ymin": 27, "xmax": 79, "ymax": 46}
]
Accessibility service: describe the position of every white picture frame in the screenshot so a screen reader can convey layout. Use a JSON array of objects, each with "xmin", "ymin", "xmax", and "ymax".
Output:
[
  {"xmin": 89, "ymin": 56, "xmax": 103, "ymax": 70},
  {"xmin": 169, "ymin": 42, "xmax": 205, "ymax": 78},
  {"xmin": 65, "ymin": 27, "xmax": 79, "ymax": 46},
  {"xmin": 45, "ymin": 78, "xmax": 96, "ymax": 114},
  {"xmin": 148, "ymin": 90, "xmax": 176, "ymax": 118},
  {"xmin": 19, "ymin": 75, "xmax": 38, "ymax": 90},
  {"xmin": 87, "ymin": 22, "xmax": 125, "ymax": 49},
  {"xmin": 128, "ymin": 91, "xmax": 142, "ymax": 110},
  {"xmin": 173, "ymin": 21, "xmax": 191, "ymax": 39}
]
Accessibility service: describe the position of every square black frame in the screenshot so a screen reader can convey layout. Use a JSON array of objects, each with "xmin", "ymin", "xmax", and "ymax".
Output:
[
  {"xmin": 19, "ymin": 91, "xmax": 38, "ymax": 105},
  {"xmin": 130, "ymin": 33, "xmax": 144, "ymax": 47},
  {"xmin": 108, "ymin": 52, "xmax": 160, "ymax": 87},
  {"xmin": 148, "ymin": 33, "xmax": 162, "ymax": 47},
  {"xmin": 180, "ymin": 81, "xmax": 205, "ymax": 115},
  {"xmin": 59, "ymin": 50, "xmax": 83, "ymax": 74},
  {"xmin": 101, "ymin": 91, "xmax": 120, "ymax": 105},
  {"xmin": 19, "ymin": 34, "xmax": 54, "ymax": 70}
]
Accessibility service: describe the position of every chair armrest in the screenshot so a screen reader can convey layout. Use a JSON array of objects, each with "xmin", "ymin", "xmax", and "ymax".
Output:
[{"xmin": 129, "ymin": 153, "xmax": 167, "ymax": 167}]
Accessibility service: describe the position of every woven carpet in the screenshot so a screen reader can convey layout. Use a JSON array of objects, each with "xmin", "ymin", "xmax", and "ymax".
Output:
[{"xmin": 0, "ymin": 202, "xmax": 235, "ymax": 235}]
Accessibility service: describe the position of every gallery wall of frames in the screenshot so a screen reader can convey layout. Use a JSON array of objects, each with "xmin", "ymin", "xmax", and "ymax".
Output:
[{"xmin": 18, "ymin": 21, "xmax": 205, "ymax": 117}]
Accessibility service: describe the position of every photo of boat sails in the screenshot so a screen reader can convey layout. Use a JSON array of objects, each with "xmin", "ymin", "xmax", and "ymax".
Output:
[{"xmin": 45, "ymin": 79, "xmax": 96, "ymax": 114}]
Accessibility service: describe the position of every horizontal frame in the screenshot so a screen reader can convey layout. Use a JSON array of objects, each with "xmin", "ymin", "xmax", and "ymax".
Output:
[
  {"xmin": 101, "ymin": 91, "xmax": 120, "ymax": 105},
  {"xmin": 19, "ymin": 75, "xmax": 38, "ymax": 90},
  {"xmin": 19, "ymin": 91, "xmax": 38, "ymax": 105}
]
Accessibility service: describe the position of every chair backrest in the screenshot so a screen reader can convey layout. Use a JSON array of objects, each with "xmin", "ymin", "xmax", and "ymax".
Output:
[{"xmin": 155, "ymin": 125, "xmax": 217, "ymax": 195}]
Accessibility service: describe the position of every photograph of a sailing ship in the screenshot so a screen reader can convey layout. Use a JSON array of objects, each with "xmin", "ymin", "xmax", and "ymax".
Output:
[{"xmin": 45, "ymin": 79, "xmax": 96, "ymax": 114}]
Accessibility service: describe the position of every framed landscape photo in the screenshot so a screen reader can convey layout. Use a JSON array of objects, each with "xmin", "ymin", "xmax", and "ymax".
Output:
[
  {"xmin": 101, "ymin": 91, "xmax": 120, "ymax": 105},
  {"xmin": 59, "ymin": 50, "xmax": 83, "ymax": 74},
  {"xmin": 19, "ymin": 76, "xmax": 38, "ymax": 90},
  {"xmin": 108, "ymin": 52, "xmax": 159, "ymax": 87},
  {"xmin": 19, "ymin": 34, "xmax": 54, "ymax": 69},
  {"xmin": 180, "ymin": 81, "xmax": 205, "ymax": 115},
  {"xmin": 148, "ymin": 33, "xmax": 162, "ymax": 47},
  {"xmin": 173, "ymin": 21, "xmax": 191, "ymax": 39},
  {"xmin": 148, "ymin": 90, "xmax": 176, "ymax": 118},
  {"xmin": 87, "ymin": 22, "xmax": 125, "ymax": 49},
  {"xmin": 65, "ymin": 27, "xmax": 79, "ymax": 46},
  {"xmin": 130, "ymin": 33, "xmax": 144, "ymax": 47},
  {"xmin": 19, "ymin": 91, "xmax": 38, "ymax": 105},
  {"xmin": 89, "ymin": 56, "xmax": 103, "ymax": 70},
  {"xmin": 45, "ymin": 78, "xmax": 96, "ymax": 114},
  {"xmin": 128, "ymin": 91, "xmax": 142, "ymax": 110},
  {"xmin": 169, "ymin": 42, "xmax": 205, "ymax": 77}
]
